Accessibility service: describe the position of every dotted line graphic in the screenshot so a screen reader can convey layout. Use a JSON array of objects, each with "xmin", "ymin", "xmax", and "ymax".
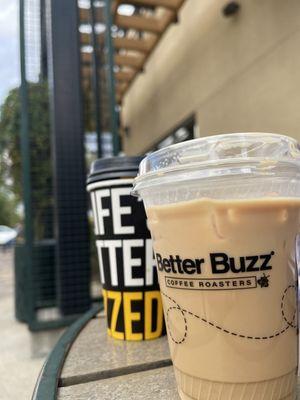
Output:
[
  {"xmin": 281, "ymin": 285, "xmax": 297, "ymax": 329},
  {"xmin": 162, "ymin": 284, "xmax": 297, "ymax": 343},
  {"xmin": 166, "ymin": 307, "xmax": 188, "ymax": 344}
]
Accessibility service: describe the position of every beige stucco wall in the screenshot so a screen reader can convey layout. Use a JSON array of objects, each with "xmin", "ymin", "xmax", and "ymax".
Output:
[{"xmin": 121, "ymin": 0, "xmax": 300, "ymax": 155}]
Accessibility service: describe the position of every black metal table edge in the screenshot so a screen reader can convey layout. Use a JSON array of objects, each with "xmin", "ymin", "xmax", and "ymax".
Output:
[{"xmin": 32, "ymin": 303, "xmax": 103, "ymax": 400}]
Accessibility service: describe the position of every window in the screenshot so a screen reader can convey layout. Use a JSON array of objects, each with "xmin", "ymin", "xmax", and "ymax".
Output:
[{"xmin": 146, "ymin": 115, "xmax": 197, "ymax": 153}]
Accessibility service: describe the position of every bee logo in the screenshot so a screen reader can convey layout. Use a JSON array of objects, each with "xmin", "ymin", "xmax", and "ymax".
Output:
[{"xmin": 257, "ymin": 273, "xmax": 270, "ymax": 288}]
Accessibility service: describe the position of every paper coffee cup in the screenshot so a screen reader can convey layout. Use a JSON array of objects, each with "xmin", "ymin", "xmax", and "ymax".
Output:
[
  {"xmin": 133, "ymin": 133, "xmax": 300, "ymax": 399},
  {"xmin": 87, "ymin": 157, "xmax": 164, "ymax": 341}
]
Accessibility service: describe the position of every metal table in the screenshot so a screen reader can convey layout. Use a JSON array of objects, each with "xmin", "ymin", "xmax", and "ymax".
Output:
[{"xmin": 33, "ymin": 305, "xmax": 300, "ymax": 399}]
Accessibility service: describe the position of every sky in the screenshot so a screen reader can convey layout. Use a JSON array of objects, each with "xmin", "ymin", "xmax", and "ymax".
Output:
[
  {"xmin": 0, "ymin": 1, "xmax": 134, "ymax": 106},
  {"xmin": 0, "ymin": 0, "xmax": 20, "ymax": 105}
]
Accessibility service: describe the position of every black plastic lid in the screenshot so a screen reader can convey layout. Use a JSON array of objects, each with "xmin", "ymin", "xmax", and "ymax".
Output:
[{"xmin": 87, "ymin": 156, "xmax": 144, "ymax": 185}]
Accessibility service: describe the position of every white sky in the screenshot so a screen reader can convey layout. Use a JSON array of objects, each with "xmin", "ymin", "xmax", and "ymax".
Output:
[{"xmin": 0, "ymin": 0, "xmax": 19, "ymax": 105}]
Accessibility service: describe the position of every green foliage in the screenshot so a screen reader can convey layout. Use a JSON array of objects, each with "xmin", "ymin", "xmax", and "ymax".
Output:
[
  {"xmin": 0, "ymin": 190, "xmax": 20, "ymax": 227},
  {"xmin": 0, "ymin": 82, "xmax": 53, "ymax": 238},
  {"xmin": 0, "ymin": 87, "xmax": 21, "ymax": 198}
]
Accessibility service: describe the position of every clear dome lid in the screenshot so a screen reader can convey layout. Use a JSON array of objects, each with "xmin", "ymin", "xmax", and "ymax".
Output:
[{"xmin": 133, "ymin": 133, "xmax": 300, "ymax": 196}]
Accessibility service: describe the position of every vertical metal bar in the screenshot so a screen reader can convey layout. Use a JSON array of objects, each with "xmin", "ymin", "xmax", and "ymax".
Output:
[
  {"xmin": 40, "ymin": 0, "xmax": 48, "ymax": 80},
  {"xmin": 90, "ymin": 0, "xmax": 102, "ymax": 158},
  {"xmin": 46, "ymin": 0, "xmax": 91, "ymax": 316},
  {"xmin": 104, "ymin": 0, "xmax": 120, "ymax": 155},
  {"xmin": 19, "ymin": 0, "xmax": 35, "ymax": 325}
]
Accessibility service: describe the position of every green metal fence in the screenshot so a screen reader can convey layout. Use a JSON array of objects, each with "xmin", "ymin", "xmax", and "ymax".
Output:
[
  {"xmin": 80, "ymin": 0, "xmax": 120, "ymax": 157},
  {"xmin": 17, "ymin": 0, "xmax": 121, "ymax": 330}
]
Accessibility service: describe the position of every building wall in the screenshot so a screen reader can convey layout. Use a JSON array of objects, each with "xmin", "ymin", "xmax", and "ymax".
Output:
[{"xmin": 121, "ymin": 0, "xmax": 300, "ymax": 155}]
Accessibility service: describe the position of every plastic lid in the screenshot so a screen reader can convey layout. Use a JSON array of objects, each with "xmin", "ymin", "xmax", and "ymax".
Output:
[
  {"xmin": 87, "ymin": 156, "xmax": 143, "ymax": 185},
  {"xmin": 133, "ymin": 133, "xmax": 300, "ymax": 194}
]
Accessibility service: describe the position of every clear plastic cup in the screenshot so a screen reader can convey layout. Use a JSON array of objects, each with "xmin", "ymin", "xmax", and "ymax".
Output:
[{"xmin": 133, "ymin": 133, "xmax": 300, "ymax": 400}]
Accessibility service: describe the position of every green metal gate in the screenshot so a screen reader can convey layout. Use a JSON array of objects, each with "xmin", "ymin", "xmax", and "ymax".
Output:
[{"xmin": 17, "ymin": 0, "xmax": 121, "ymax": 330}]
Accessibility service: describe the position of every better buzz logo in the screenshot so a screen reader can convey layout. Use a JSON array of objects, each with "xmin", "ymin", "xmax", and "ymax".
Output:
[
  {"xmin": 156, "ymin": 251, "xmax": 275, "ymax": 291},
  {"xmin": 90, "ymin": 182, "xmax": 164, "ymax": 340}
]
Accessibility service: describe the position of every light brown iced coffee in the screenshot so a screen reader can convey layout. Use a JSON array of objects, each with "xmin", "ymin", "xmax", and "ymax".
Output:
[
  {"xmin": 147, "ymin": 197, "xmax": 299, "ymax": 400},
  {"xmin": 133, "ymin": 133, "xmax": 300, "ymax": 400}
]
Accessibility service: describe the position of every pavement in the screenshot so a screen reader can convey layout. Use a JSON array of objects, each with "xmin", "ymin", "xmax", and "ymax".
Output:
[{"xmin": 0, "ymin": 249, "xmax": 64, "ymax": 400}]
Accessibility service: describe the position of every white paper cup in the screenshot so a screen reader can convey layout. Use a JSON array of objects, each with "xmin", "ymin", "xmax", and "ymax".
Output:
[
  {"xmin": 87, "ymin": 157, "xmax": 164, "ymax": 341},
  {"xmin": 133, "ymin": 133, "xmax": 300, "ymax": 400}
]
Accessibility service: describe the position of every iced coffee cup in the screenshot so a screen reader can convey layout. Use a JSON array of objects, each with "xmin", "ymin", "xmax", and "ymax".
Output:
[{"xmin": 133, "ymin": 133, "xmax": 300, "ymax": 399}]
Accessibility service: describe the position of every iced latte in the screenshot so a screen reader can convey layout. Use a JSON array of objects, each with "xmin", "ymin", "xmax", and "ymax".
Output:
[{"xmin": 133, "ymin": 133, "xmax": 300, "ymax": 400}]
